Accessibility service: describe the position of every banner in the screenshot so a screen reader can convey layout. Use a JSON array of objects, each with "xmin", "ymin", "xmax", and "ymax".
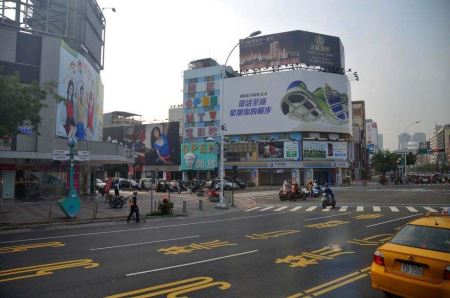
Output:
[
  {"xmin": 103, "ymin": 122, "xmax": 181, "ymax": 165},
  {"xmin": 56, "ymin": 41, "xmax": 103, "ymax": 141},
  {"xmin": 180, "ymin": 142, "xmax": 218, "ymax": 171},
  {"xmin": 223, "ymin": 69, "xmax": 351, "ymax": 135},
  {"xmin": 257, "ymin": 141, "xmax": 300, "ymax": 160},
  {"xmin": 303, "ymin": 141, "xmax": 348, "ymax": 160},
  {"xmin": 240, "ymin": 30, "xmax": 344, "ymax": 71}
]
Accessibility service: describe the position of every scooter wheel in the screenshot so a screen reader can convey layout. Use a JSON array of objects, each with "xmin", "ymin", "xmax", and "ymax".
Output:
[
  {"xmin": 332, "ymin": 202, "xmax": 336, "ymax": 208},
  {"xmin": 322, "ymin": 202, "xmax": 327, "ymax": 209}
]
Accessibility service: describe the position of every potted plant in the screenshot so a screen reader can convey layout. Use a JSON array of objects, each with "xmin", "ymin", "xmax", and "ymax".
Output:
[
  {"xmin": 158, "ymin": 198, "xmax": 174, "ymax": 215},
  {"xmin": 361, "ymin": 170, "xmax": 369, "ymax": 186}
]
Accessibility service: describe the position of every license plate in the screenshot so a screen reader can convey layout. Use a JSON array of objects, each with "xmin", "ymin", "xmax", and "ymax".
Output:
[{"xmin": 401, "ymin": 263, "xmax": 423, "ymax": 276}]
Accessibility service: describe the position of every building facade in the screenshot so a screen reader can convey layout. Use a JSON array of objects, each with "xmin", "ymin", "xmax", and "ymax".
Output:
[
  {"xmin": 398, "ymin": 132, "xmax": 411, "ymax": 150},
  {"xmin": 0, "ymin": 1, "xmax": 133, "ymax": 199},
  {"xmin": 351, "ymin": 100, "xmax": 367, "ymax": 181}
]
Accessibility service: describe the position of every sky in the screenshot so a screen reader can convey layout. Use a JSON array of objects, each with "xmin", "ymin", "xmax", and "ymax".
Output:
[{"xmin": 97, "ymin": 0, "xmax": 450, "ymax": 150}]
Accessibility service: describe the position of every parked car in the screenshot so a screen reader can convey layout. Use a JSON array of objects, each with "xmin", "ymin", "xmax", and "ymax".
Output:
[
  {"xmin": 139, "ymin": 178, "xmax": 156, "ymax": 191},
  {"xmin": 225, "ymin": 177, "xmax": 247, "ymax": 189},
  {"xmin": 111, "ymin": 178, "xmax": 139, "ymax": 190},
  {"xmin": 96, "ymin": 179, "xmax": 105, "ymax": 191},
  {"xmin": 371, "ymin": 212, "xmax": 450, "ymax": 298}
]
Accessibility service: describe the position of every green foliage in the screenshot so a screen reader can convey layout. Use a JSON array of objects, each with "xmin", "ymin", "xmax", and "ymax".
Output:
[
  {"xmin": 406, "ymin": 152, "xmax": 416, "ymax": 165},
  {"xmin": 0, "ymin": 73, "xmax": 60, "ymax": 137},
  {"xmin": 371, "ymin": 149, "xmax": 399, "ymax": 175}
]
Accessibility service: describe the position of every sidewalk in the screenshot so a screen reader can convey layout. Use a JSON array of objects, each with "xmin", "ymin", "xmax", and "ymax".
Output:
[{"xmin": 0, "ymin": 190, "xmax": 253, "ymax": 230}]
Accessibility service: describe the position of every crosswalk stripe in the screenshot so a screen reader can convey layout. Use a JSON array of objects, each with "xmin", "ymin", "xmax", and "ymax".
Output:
[
  {"xmin": 373, "ymin": 206, "xmax": 381, "ymax": 212},
  {"xmin": 423, "ymin": 207, "xmax": 438, "ymax": 212},
  {"xmin": 356, "ymin": 206, "xmax": 364, "ymax": 212},
  {"xmin": 290, "ymin": 206, "xmax": 303, "ymax": 212},
  {"xmin": 305, "ymin": 206, "xmax": 318, "ymax": 212},
  {"xmin": 322, "ymin": 206, "xmax": 332, "ymax": 212},
  {"xmin": 259, "ymin": 206, "xmax": 274, "ymax": 211},
  {"xmin": 339, "ymin": 206, "xmax": 348, "ymax": 212},
  {"xmin": 274, "ymin": 206, "xmax": 289, "ymax": 212},
  {"xmin": 389, "ymin": 206, "xmax": 399, "ymax": 212},
  {"xmin": 245, "ymin": 207, "xmax": 261, "ymax": 212},
  {"xmin": 406, "ymin": 206, "xmax": 418, "ymax": 212}
]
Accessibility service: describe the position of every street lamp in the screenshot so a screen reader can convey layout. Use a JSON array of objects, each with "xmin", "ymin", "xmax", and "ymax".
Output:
[
  {"xmin": 218, "ymin": 30, "xmax": 261, "ymax": 208},
  {"xmin": 403, "ymin": 121, "xmax": 420, "ymax": 182},
  {"xmin": 102, "ymin": 7, "xmax": 116, "ymax": 12}
]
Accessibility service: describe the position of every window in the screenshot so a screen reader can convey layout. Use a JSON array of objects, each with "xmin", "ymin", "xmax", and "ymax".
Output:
[{"xmin": 390, "ymin": 224, "xmax": 450, "ymax": 253}]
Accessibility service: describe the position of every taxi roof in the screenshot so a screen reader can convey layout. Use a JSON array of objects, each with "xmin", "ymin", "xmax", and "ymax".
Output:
[{"xmin": 409, "ymin": 214, "xmax": 450, "ymax": 228}]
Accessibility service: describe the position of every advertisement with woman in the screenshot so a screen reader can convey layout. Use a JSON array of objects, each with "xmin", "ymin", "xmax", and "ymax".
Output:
[
  {"xmin": 56, "ymin": 41, "xmax": 104, "ymax": 141},
  {"xmin": 103, "ymin": 122, "xmax": 181, "ymax": 166}
]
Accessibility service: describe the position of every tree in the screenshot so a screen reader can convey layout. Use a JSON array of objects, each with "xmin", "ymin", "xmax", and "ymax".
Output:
[
  {"xmin": 371, "ymin": 149, "xmax": 399, "ymax": 176},
  {"xmin": 0, "ymin": 73, "xmax": 57, "ymax": 137}
]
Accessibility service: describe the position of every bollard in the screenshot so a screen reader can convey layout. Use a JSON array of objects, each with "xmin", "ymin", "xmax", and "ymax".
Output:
[
  {"xmin": 199, "ymin": 199, "xmax": 203, "ymax": 211},
  {"xmin": 92, "ymin": 201, "xmax": 98, "ymax": 220},
  {"xmin": 183, "ymin": 200, "xmax": 187, "ymax": 213},
  {"xmin": 48, "ymin": 206, "xmax": 53, "ymax": 222}
]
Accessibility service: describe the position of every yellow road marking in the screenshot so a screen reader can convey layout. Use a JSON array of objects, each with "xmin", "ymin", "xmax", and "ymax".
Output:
[
  {"xmin": 347, "ymin": 234, "xmax": 393, "ymax": 246},
  {"xmin": 246, "ymin": 229, "xmax": 300, "ymax": 240},
  {"xmin": 286, "ymin": 266, "xmax": 371, "ymax": 298},
  {"xmin": 105, "ymin": 276, "xmax": 231, "ymax": 298},
  {"xmin": 353, "ymin": 214, "xmax": 383, "ymax": 220},
  {"xmin": 0, "ymin": 241, "xmax": 65, "ymax": 254},
  {"xmin": 0, "ymin": 259, "xmax": 99, "ymax": 283}
]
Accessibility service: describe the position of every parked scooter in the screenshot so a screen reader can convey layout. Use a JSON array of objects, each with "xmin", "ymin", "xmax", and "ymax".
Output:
[
  {"xmin": 106, "ymin": 194, "xmax": 125, "ymax": 208},
  {"xmin": 312, "ymin": 185, "xmax": 323, "ymax": 198},
  {"xmin": 279, "ymin": 181, "xmax": 305, "ymax": 201}
]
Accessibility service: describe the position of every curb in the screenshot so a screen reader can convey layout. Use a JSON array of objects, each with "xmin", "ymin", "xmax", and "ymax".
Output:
[{"xmin": 0, "ymin": 213, "xmax": 190, "ymax": 231}]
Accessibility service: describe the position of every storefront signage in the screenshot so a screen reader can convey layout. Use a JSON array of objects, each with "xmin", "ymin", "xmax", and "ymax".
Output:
[
  {"xmin": 180, "ymin": 143, "xmax": 218, "ymax": 171},
  {"xmin": 303, "ymin": 141, "xmax": 348, "ymax": 160}
]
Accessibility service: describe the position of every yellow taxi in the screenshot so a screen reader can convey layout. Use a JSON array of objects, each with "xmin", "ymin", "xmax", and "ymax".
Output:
[{"xmin": 371, "ymin": 212, "xmax": 450, "ymax": 298}]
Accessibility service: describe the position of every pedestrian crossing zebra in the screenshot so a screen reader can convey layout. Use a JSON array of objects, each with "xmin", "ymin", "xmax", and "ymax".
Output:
[{"xmin": 244, "ymin": 205, "xmax": 449, "ymax": 213}]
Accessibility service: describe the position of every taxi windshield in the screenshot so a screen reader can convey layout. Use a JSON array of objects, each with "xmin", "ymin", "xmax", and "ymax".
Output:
[{"xmin": 390, "ymin": 224, "xmax": 450, "ymax": 253}]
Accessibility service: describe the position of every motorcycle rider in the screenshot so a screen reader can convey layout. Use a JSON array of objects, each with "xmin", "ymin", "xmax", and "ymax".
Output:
[
  {"xmin": 324, "ymin": 184, "xmax": 334, "ymax": 201},
  {"xmin": 282, "ymin": 180, "xmax": 290, "ymax": 194}
]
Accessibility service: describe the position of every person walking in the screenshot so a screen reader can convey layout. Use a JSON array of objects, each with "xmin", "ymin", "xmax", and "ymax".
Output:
[{"xmin": 127, "ymin": 191, "xmax": 140, "ymax": 223}]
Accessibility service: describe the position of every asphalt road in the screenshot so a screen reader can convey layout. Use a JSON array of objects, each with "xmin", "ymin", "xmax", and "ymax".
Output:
[{"xmin": 0, "ymin": 184, "xmax": 449, "ymax": 298}]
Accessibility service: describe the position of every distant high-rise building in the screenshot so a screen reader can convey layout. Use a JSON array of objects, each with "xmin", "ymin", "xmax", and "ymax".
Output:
[
  {"xmin": 377, "ymin": 134, "xmax": 383, "ymax": 150},
  {"xmin": 398, "ymin": 132, "xmax": 411, "ymax": 150},
  {"xmin": 412, "ymin": 132, "xmax": 426, "ymax": 143}
]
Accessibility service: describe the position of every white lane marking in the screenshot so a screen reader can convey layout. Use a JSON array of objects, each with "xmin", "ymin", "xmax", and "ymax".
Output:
[
  {"xmin": 366, "ymin": 214, "xmax": 422, "ymax": 228},
  {"xmin": 274, "ymin": 206, "xmax": 289, "ymax": 212},
  {"xmin": 406, "ymin": 207, "xmax": 418, "ymax": 213},
  {"xmin": 339, "ymin": 206, "xmax": 348, "ymax": 212},
  {"xmin": 423, "ymin": 207, "xmax": 438, "ymax": 212},
  {"xmin": 356, "ymin": 206, "xmax": 364, "ymax": 212},
  {"xmin": 0, "ymin": 213, "xmax": 281, "ymax": 244},
  {"xmin": 322, "ymin": 206, "xmax": 332, "ymax": 212},
  {"xmin": 245, "ymin": 207, "xmax": 261, "ymax": 212},
  {"xmin": 305, "ymin": 206, "xmax": 318, "ymax": 212},
  {"xmin": 373, "ymin": 206, "xmax": 381, "ymax": 212},
  {"xmin": 260, "ymin": 206, "xmax": 274, "ymax": 211},
  {"xmin": 389, "ymin": 206, "xmax": 399, "ymax": 212},
  {"xmin": 126, "ymin": 250, "xmax": 259, "ymax": 276},
  {"xmin": 90, "ymin": 235, "xmax": 200, "ymax": 251},
  {"xmin": 290, "ymin": 206, "xmax": 303, "ymax": 212},
  {"xmin": 304, "ymin": 212, "xmax": 351, "ymax": 222}
]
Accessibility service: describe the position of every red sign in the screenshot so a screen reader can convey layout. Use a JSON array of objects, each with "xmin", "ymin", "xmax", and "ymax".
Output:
[{"xmin": 0, "ymin": 164, "xmax": 16, "ymax": 171}]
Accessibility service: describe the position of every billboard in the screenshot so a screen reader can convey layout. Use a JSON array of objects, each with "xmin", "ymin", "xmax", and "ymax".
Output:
[
  {"xmin": 56, "ymin": 41, "xmax": 104, "ymax": 141},
  {"xmin": 240, "ymin": 30, "xmax": 344, "ymax": 71},
  {"xmin": 103, "ymin": 122, "xmax": 181, "ymax": 165},
  {"xmin": 303, "ymin": 141, "xmax": 348, "ymax": 160},
  {"xmin": 366, "ymin": 121, "xmax": 378, "ymax": 146},
  {"xmin": 223, "ymin": 69, "xmax": 351, "ymax": 135},
  {"xmin": 180, "ymin": 142, "xmax": 218, "ymax": 171},
  {"xmin": 258, "ymin": 141, "xmax": 300, "ymax": 160}
]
